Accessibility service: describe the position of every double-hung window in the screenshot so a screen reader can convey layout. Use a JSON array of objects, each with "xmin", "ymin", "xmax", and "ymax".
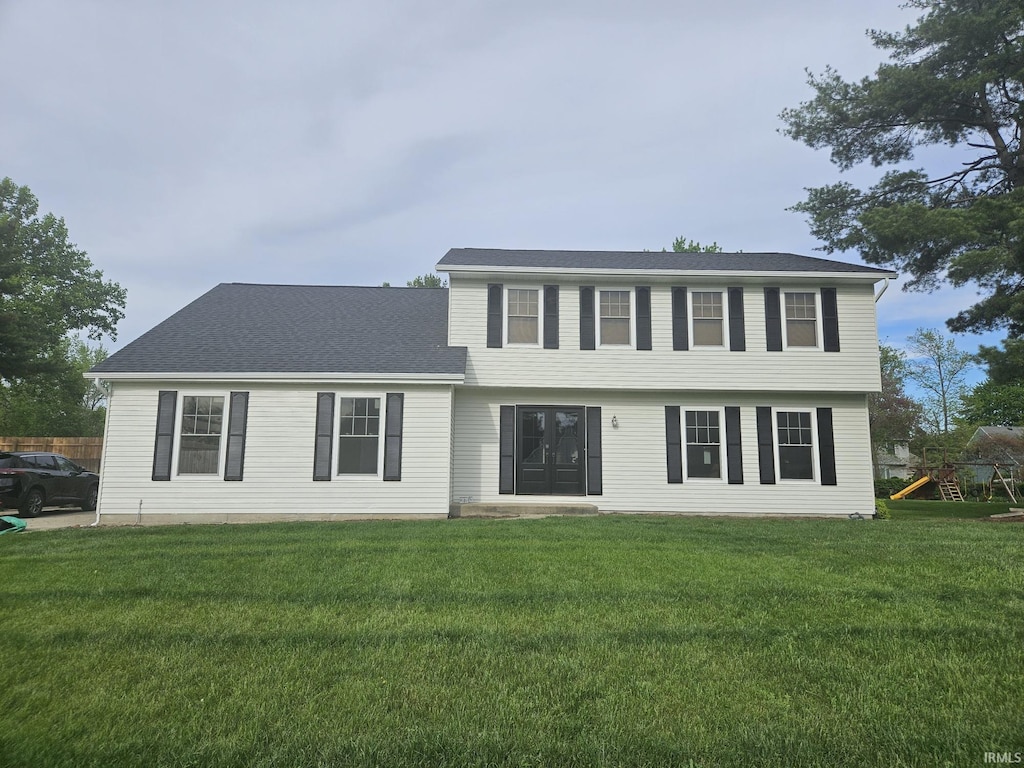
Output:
[
  {"xmin": 506, "ymin": 288, "xmax": 540, "ymax": 345},
  {"xmin": 691, "ymin": 291, "xmax": 725, "ymax": 348},
  {"xmin": 784, "ymin": 292, "xmax": 818, "ymax": 348},
  {"xmin": 776, "ymin": 410, "xmax": 815, "ymax": 480},
  {"xmin": 178, "ymin": 395, "xmax": 224, "ymax": 475},
  {"xmin": 338, "ymin": 397, "xmax": 381, "ymax": 474},
  {"xmin": 685, "ymin": 409, "xmax": 722, "ymax": 479},
  {"xmin": 599, "ymin": 290, "xmax": 632, "ymax": 346}
]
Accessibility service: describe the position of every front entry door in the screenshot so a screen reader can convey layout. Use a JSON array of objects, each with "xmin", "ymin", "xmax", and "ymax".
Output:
[{"xmin": 516, "ymin": 406, "xmax": 586, "ymax": 495}]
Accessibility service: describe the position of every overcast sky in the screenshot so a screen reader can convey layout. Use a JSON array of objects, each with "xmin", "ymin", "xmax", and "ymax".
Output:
[{"xmin": 0, "ymin": 0, "xmax": 998, "ymax": 368}]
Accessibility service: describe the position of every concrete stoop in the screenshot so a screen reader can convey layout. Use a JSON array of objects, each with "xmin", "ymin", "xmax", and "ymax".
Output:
[{"xmin": 449, "ymin": 502, "xmax": 599, "ymax": 519}]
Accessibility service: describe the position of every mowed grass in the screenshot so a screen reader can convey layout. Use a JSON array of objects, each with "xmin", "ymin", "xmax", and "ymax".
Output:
[
  {"xmin": 1, "ymin": 516, "xmax": 1022, "ymax": 767},
  {"xmin": 886, "ymin": 498, "xmax": 1019, "ymax": 520}
]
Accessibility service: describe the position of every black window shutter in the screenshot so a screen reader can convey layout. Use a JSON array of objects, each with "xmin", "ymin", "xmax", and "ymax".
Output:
[
  {"xmin": 543, "ymin": 285, "xmax": 559, "ymax": 349},
  {"xmin": 821, "ymin": 288, "xmax": 840, "ymax": 352},
  {"xmin": 756, "ymin": 406, "xmax": 776, "ymax": 484},
  {"xmin": 586, "ymin": 406, "xmax": 602, "ymax": 495},
  {"xmin": 764, "ymin": 287, "xmax": 783, "ymax": 352},
  {"xmin": 817, "ymin": 407, "xmax": 837, "ymax": 485},
  {"xmin": 672, "ymin": 287, "xmax": 689, "ymax": 351},
  {"xmin": 499, "ymin": 405, "xmax": 515, "ymax": 494},
  {"xmin": 636, "ymin": 286, "xmax": 652, "ymax": 350},
  {"xmin": 313, "ymin": 392, "xmax": 335, "ymax": 481},
  {"xmin": 152, "ymin": 390, "xmax": 177, "ymax": 481},
  {"xmin": 579, "ymin": 286, "xmax": 596, "ymax": 350},
  {"xmin": 665, "ymin": 406, "xmax": 683, "ymax": 484},
  {"xmin": 728, "ymin": 287, "xmax": 746, "ymax": 352},
  {"xmin": 487, "ymin": 284, "xmax": 503, "ymax": 348},
  {"xmin": 224, "ymin": 391, "xmax": 249, "ymax": 481},
  {"xmin": 725, "ymin": 406, "xmax": 743, "ymax": 484},
  {"xmin": 383, "ymin": 393, "xmax": 404, "ymax": 481}
]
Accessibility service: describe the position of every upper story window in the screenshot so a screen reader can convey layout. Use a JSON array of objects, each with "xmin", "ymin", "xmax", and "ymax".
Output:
[
  {"xmin": 338, "ymin": 396, "xmax": 381, "ymax": 475},
  {"xmin": 691, "ymin": 291, "xmax": 725, "ymax": 348},
  {"xmin": 506, "ymin": 288, "xmax": 540, "ymax": 345},
  {"xmin": 178, "ymin": 395, "xmax": 224, "ymax": 475},
  {"xmin": 784, "ymin": 292, "xmax": 818, "ymax": 348},
  {"xmin": 599, "ymin": 290, "xmax": 631, "ymax": 346}
]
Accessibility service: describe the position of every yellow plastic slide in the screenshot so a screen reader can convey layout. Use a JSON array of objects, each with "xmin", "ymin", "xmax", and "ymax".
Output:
[{"xmin": 890, "ymin": 475, "xmax": 931, "ymax": 500}]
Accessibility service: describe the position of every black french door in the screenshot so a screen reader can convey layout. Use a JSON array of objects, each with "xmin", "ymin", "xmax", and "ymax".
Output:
[{"xmin": 516, "ymin": 406, "xmax": 586, "ymax": 495}]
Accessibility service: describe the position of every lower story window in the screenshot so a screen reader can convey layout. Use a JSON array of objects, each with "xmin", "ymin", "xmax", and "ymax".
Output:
[
  {"xmin": 777, "ymin": 410, "xmax": 814, "ymax": 480},
  {"xmin": 178, "ymin": 395, "xmax": 224, "ymax": 474},
  {"xmin": 338, "ymin": 397, "xmax": 380, "ymax": 474},
  {"xmin": 685, "ymin": 410, "xmax": 721, "ymax": 479}
]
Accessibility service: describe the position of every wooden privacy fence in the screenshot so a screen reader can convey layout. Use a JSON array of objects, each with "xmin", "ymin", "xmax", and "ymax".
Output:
[{"xmin": 0, "ymin": 437, "xmax": 103, "ymax": 472}]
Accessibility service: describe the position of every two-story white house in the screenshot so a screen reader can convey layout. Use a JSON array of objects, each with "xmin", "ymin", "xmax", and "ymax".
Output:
[{"xmin": 88, "ymin": 248, "xmax": 895, "ymax": 523}]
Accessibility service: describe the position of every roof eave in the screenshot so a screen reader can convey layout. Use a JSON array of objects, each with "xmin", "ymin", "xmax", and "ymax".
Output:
[
  {"xmin": 436, "ymin": 264, "xmax": 898, "ymax": 280},
  {"xmin": 90, "ymin": 371, "xmax": 466, "ymax": 384}
]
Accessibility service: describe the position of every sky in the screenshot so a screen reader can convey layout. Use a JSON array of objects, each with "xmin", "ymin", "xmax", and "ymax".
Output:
[{"xmin": 0, "ymin": 0, "xmax": 1001, "ymax": 374}]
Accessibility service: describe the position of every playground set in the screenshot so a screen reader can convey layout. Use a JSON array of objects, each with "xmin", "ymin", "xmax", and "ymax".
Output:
[{"xmin": 889, "ymin": 448, "xmax": 1019, "ymax": 503}]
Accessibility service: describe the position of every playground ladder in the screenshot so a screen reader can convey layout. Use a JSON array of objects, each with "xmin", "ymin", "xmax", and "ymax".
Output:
[
  {"xmin": 993, "ymin": 466, "xmax": 1018, "ymax": 504},
  {"xmin": 938, "ymin": 478, "xmax": 964, "ymax": 502}
]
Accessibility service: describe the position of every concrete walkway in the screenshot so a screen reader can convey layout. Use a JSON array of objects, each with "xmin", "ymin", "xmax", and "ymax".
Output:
[{"xmin": 5, "ymin": 509, "xmax": 96, "ymax": 531}]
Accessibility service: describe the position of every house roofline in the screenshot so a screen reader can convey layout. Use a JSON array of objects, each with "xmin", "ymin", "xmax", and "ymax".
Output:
[
  {"xmin": 91, "ymin": 372, "xmax": 465, "ymax": 385},
  {"xmin": 436, "ymin": 264, "xmax": 897, "ymax": 281}
]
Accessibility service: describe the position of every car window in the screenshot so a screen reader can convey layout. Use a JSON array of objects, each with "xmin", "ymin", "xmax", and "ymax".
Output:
[
  {"xmin": 26, "ymin": 454, "xmax": 58, "ymax": 470},
  {"xmin": 55, "ymin": 456, "xmax": 79, "ymax": 472},
  {"xmin": 0, "ymin": 456, "xmax": 16, "ymax": 468}
]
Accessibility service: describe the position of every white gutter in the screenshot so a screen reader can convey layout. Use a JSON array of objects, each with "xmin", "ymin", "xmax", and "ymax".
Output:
[
  {"xmin": 90, "ymin": 376, "xmax": 111, "ymax": 527},
  {"xmin": 439, "ymin": 264, "xmax": 898, "ymax": 281},
  {"xmin": 875, "ymin": 277, "xmax": 891, "ymax": 303},
  {"xmin": 91, "ymin": 371, "xmax": 465, "ymax": 384}
]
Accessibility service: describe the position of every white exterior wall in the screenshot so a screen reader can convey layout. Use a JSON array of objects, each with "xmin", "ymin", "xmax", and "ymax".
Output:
[
  {"xmin": 97, "ymin": 381, "xmax": 454, "ymax": 520},
  {"xmin": 452, "ymin": 387, "xmax": 875, "ymax": 517},
  {"xmin": 448, "ymin": 277, "xmax": 883, "ymax": 393}
]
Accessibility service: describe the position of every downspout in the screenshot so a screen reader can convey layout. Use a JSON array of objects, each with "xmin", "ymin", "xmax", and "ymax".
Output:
[
  {"xmin": 875, "ymin": 277, "xmax": 890, "ymax": 303},
  {"xmin": 90, "ymin": 377, "xmax": 112, "ymax": 527}
]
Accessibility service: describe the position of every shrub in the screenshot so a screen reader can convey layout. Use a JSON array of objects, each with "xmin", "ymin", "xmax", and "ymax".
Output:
[
  {"xmin": 874, "ymin": 477, "xmax": 908, "ymax": 499},
  {"xmin": 874, "ymin": 499, "xmax": 891, "ymax": 520}
]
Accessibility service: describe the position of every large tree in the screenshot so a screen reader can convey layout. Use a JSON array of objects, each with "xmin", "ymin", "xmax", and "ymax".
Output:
[
  {"xmin": 869, "ymin": 343, "xmax": 924, "ymax": 452},
  {"xmin": 959, "ymin": 379, "xmax": 1024, "ymax": 426},
  {"xmin": 0, "ymin": 339, "xmax": 108, "ymax": 436},
  {"xmin": 0, "ymin": 178, "xmax": 125, "ymax": 381},
  {"xmin": 780, "ymin": 0, "xmax": 1024, "ymax": 340},
  {"xmin": 906, "ymin": 328, "xmax": 974, "ymax": 440}
]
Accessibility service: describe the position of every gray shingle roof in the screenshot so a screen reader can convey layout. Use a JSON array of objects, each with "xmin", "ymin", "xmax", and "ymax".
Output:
[
  {"xmin": 91, "ymin": 284, "xmax": 467, "ymax": 376},
  {"xmin": 437, "ymin": 248, "xmax": 897, "ymax": 275}
]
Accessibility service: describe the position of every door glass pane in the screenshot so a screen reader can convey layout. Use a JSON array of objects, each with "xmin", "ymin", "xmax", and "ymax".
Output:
[
  {"xmin": 521, "ymin": 411, "xmax": 546, "ymax": 465},
  {"xmin": 554, "ymin": 411, "xmax": 580, "ymax": 465}
]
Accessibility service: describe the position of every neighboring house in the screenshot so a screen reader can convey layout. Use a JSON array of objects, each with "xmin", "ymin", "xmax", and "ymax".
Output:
[
  {"xmin": 961, "ymin": 425, "xmax": 1024, "ymax": 484},
  {"xmin": 89, "ymin": 249, "xmax": 896, "ymax": 523},
  {"xmin": 874, "ymin": 443, "xmax": 919, "ymax": 480}
]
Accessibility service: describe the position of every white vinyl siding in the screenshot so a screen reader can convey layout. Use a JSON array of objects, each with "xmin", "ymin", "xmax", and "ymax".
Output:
[
  {"xmin": 451, "ymin": 388, "xmax": 874, "ymax": 517},
  {"xmin": 447, "ymin": 278, "xmax": 883, "ymax": 393},
  {"xmin": 97, "ymin": 381, "xmax": 454, "ymax": 519}
]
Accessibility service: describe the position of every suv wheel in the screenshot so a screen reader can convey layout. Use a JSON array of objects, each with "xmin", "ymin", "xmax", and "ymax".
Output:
[
  {"xmin": 20, "ymin": 488, "xmax": 45, "ymax": 517},
  {"xmin": 82, "ymin": 485, "xmax": 98, "ymax": 513}
]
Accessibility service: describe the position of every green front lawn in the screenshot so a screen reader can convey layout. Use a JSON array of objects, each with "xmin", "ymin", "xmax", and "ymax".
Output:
[
  {"xmin": 886, "ymin": 499, "xmax": 1019, "ymax": 520},
  {"xmin": 1, "ymin": 516, "xmax": 1021, "ymax": 767}
]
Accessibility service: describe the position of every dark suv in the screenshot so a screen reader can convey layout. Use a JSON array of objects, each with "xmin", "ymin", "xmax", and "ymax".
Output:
[{"xmin": 0, "ymin": 452, "xmax": 99, "ymax": 516}]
